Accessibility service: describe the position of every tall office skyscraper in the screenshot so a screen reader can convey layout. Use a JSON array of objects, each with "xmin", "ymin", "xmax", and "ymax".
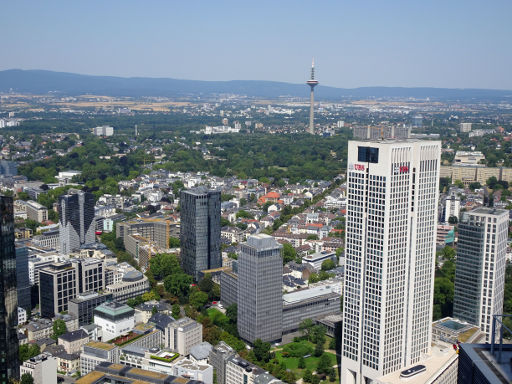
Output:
[
  {"xmin": 0, "ymin": 196, "xmax": 19, "ymax": 382},
  {"xmin": 15, "ymin": 244, "xmax": 31, "ymax": 310},
  {"xmin": 58, "ymin": 189, "xmax": 95, "ymax": 255},
  {"xmin": 453, "ymin": 208, "xmax": 508, "ymax": 342},
  {"xmin": 238, "ymin": 234, "xmax": 283, "ymax": 343},
  {"xmin": 180, "ymin": 187, "xmax": 221, "ymax": 280},
  {"xmin": 341, "ymin": 140, "xmax": 441, "ymax": 383}
]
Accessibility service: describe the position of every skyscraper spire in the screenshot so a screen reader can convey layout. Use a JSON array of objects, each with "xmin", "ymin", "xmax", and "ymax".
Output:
[{"xmin": 306, "ymin": 58, "xmax": 319, "ymax": 134}]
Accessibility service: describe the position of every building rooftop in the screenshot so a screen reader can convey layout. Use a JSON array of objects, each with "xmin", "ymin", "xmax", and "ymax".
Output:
[
  {"xmin": 459, "ymin": 343, "xmax": 512, "ymax": 384},
  {"xmin": 376, "ymin": 342, "xmax": 457, "ymax": 384},
  {"xmin": 189, "ymin": 342, "xmax": 212, "ymax": 361},
  {"xmin": 58, "ymin": 329, "xmax": 88, "ymax": 342},
  {"xmin": 246, "ymin": 233, "xmax": 282, "ymax": 251},
  {"xmin": 85, "ymin": 341, "xmax": 117, "ymax": 351},
  {"xmin": 283, "ymin": 285, "xmax": 339, "ymax": 305},
  {"xmin": 94, "ymin": 301, "xmax": 134, "ymax": 319}
]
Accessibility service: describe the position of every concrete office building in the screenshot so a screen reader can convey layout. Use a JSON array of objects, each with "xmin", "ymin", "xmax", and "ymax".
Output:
[
  {"xmin": 58, "ymin": 189, "xmax": 95, "ymax": 255},
  {"xmin": 460, "ymin": 122, "xmax": 472, "ymax": 132},
  {"xmin": 116, "ymin": 218, "xmax": 172, "ymax": 250},
  {"xmin": 94, "ymin": 301, "xmax": 135, "ymax": 342},
  {"xmin": 209, "ymin": 341, "xmax": 237, "ymax": 384},
  {"xmin": 180, "ymin": 187, "xmax": 221, "ymax": 280},
  {"xmin": 16, "ymin": 244, "xmax": 31, "ymax": 310},
  {"xmin": 80, "ymin": 342, "xmax": 119, "ymax": 375},
  {"xmin": 39, "ymin": 262, "xmax": 78, "ymax": 318},
  {"xmin": 92, "ymin": 125, "xmax": 114, "ymax": 137},
  {"xmin": 282, "ymin": 285, "xmax": 341, "ymax": 335},
  {"xmin": 58, "ymin": 329, "xmax": 90, "ymax": 354},
  {"xmin": 105, "ymin": 269, "xmax": 150, "ymax": 303},
  {"xmin": 220, "ymin": 268, "xmax": 238, "ymax": 307},
  {"xmin": 25, "ymin": 200, "xmax": 48, "ymax": 223},
  {"xmin": 165, "ymin": 317, "xmax": 203, "ymax": 356},
  {"xmin": 20, "ymin": 353, "xmax": 57, "ymax": 384},
  {"xmin": 39, "ymin": 258, "xmax": 105, "ymax": 318},
  {"xmin": 0, "ymin": 196, "xmax": 19, "ymax": 382},
  {"xmin": 69, "ymin": 291, "xmax": 113, "ymax": 326},
  {"xmin": 453, "ymin": 208, "xmax": 508, "ymax": 342},
  {"xmin": 238, "ymin": 234, "xmax": 283, "ymax": 344},
  {"xmin": 341, "ymin": 140, "xmax": 441, "ymax": 383},
  {"xmin": 444, "ymin": 191, "xmax": 461, "ymax": 223}
]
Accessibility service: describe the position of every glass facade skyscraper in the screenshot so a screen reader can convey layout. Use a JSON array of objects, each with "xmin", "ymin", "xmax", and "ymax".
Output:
[
  {"xmin": 0, "ymin": 196, "xmax": 19, "ymax": 382},
  {"xmin": 180, "ymin": 187, "xmax": 221, "ymax": 280},
  {"xmin": 238, "ymin": 234, "xmax": 283, "ymax": 344},
  {"xmin": 58, "ymin": 189, "xmax": 96, "ymax": 255},
  {"xmin": 453, "ymin": 208, "xmax": 508, "ymax": 342},
  {"xmin": 15, "ymin": 245, "xmax": 31, "ymax": 310}
]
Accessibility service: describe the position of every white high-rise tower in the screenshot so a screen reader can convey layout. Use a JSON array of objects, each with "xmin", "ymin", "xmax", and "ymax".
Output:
[{"xmin": 341, "ymin": 139, "xmax": 441, "ymax": 383}]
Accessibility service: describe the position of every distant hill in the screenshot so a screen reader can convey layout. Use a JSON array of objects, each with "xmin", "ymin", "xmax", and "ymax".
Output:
[{"xmin": 0, "ymin": 69, "xmax": 511, "ymax": 101}]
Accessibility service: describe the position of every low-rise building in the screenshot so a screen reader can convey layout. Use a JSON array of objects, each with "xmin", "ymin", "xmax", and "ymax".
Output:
[
  {"xmin": 105, "ymin": 269, "xmax": 150, "ymax": 303},
  {"xmin": 165, "ymin": 317, "xmax": 202, "ymax": 356},
  {"xmin": 58, "ymin": 329, "xmax": 90, "ymax": 354},
  {"xmin": 80, "ymin": 342, "xmax": 119, "ymax": 375},
  {"xmin": 282, "ymin": 284, "xmax": 341, "ymax": 335},
  {"xmin": 209, "ymin": 341, "xmax": 236, "ymax": 384},
  {"xmin": 69, "ymin": 291, "xmax": 114, "ymax": 326},
  {"xmin": 94, "ymin": 301, "xmax": 135, "ymax": 342},
  {"xmin": 173, "ymin": 358, "xmax": 214, "ymax": 384},
  {"xmin": 20, "ymin": 353, "xmax": 57, "ymax": 384},
  {"xmin": 220, "ymin": 268, "xmax": 238, "ymax": 307},
  {"xmin": 302, "ymin": 250, "xmax": 337, "ymax": 271},
  {"xmin": 25, "ymin": 200, "xmax": 48, "ymax": 223}
]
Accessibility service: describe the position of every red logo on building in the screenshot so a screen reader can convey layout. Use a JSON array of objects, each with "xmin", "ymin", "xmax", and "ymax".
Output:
[
  {"xmin": 400, "ymin": 166, "xmax": 409, "ymax": 173},
  {"xmin": 354, "ymin": 164, "xmax": 365, "ymax": 171}
]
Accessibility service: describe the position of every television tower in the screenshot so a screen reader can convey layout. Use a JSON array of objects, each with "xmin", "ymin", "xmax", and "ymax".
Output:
[{"xmin": 306, "ymin": 58, "xmax": 319, "ymax": 134}]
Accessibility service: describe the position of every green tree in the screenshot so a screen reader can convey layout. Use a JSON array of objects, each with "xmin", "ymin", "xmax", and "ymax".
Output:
[
  {"xmin": 164, "ymin": 273, "xmax": 193, "ymax": 299},
  {"xmin": 198, "ymin": 273, "xmax": 214, "ymax": 293},
  {"xmin": 20, "ymin": 373, "xmax": 34, "ymax": 384},
  {"xmin": 329, "ymin": 337, "xmax": 336, "ymax": 350},
  {"xmin": 306, "ymin": 234, "xmax": 319, "ymax": 240},
  {"xmin": 150, "ymin": 253, "xmax": 180, "ymax": 280},
  {"xmin": 169, "ymin": 237, "xmax": 180, "ymax": 248},
  {"xmin": 282, "ymin": 242, "xmax": 297, "ymax": 264},
  {"xmin": 253, "ymin": 339, "xmax": 271, "ymax": 362},
  {"xmin": 298, "ymin": 356, "xmax": 306, "ymax": 369},
  {"xmin": 226, "ymin": 303, "xmax": 237, "ymax": 324},
  {"xmin": 303, "ymin": 369, "xmax": 313, "ymax": 383},
  {"xmin": 454, "ymin": 179, "xmax": 465, "ymax": 189},
  {"xmin": 313, "ymin": 341, "xmax": 324, "ymax": 357},
  {"xmin": 321, "ymin": 259, "xmax": 336, "ymax": 271},
  {"xmin": 469, "ymin": 182, "xmax": 482, "ymax": 191},
  {"xmin": 52, "ymin": 319, "xmax": 67, "ymax": 340},
  {"xmin": 189, "ymin": 290, "xmax": 209, "ymax": 310},
  {"xmin": 152, "ymin": 306, "xmax": 158, "ymax": 315},
  {"xmin": 299, "ymin": 318, "xmax": 314, "ymax": 339},
  {"xmin": 317, "ymin": 353, "xmax": 333, "ymax": 374},
  {"xmin": 19, "ymin": 344, "xmax": 40, "ymax": 361},
  {"xmin": 172, "ymin": 303, "xmax": 181, "ymax": 319},
  {"xmin": 448, "ymin": 216, "xmax": 458, "ymax": 224}
]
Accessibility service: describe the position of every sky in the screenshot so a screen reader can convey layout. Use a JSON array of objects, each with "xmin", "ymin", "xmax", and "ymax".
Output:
[{"xmin": 1, "ymin": 0, "xmax": 511, "ymax": 89}]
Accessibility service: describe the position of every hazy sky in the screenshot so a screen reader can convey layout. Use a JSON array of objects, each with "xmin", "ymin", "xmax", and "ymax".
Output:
[{"xmin": 2, "ymin": 1, "xmax": 511, "ymax": 89}]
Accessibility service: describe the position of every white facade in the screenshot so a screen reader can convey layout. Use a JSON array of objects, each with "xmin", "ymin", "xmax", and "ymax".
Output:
[
  {"xmin": 444, "ymin": 192, "xmax": 460, "ymax": 222},
  {"xmin": 94, "ymin": 310, "xmax": 134, "ymax": 342},
  {"xmin": 20, "ymin": 353, "xmax": 57, "ymax": 384},
  {"xmin": 18, "ymin": 307, "xmax": 27, "ymax": 324},
  {"xmin": 93, "ymin": 125, "xmax": 114, "ymax": 136},
  {"xmin": 172, "ymin": 359, "xmax": 213, "ymax": 384},
  {"xmin": 460, "ymin": 122, "xmax": 472, "ymax": 132},
  {"xmin": 342, "ymin": 140, "xmax": 441, "ymax": 383}
]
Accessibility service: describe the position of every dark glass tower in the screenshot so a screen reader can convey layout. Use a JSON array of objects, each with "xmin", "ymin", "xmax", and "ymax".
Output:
[
  {"xmin": 58, "ymin": 189, "xmax": 96, "ymax": 255},
  {"xmin": 0, "ymin": 196, "xmax": 19, "ymax": 382},
  {"xmin": 16, "ymin": 245, "xmax": 31, "ymax": 311},
  {"xmin": 180, "ymin": 187, "xmax": 221, "ymax": 280}
]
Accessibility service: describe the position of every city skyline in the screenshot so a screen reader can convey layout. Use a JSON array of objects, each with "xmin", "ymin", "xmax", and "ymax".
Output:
[{"xmin": 1, "ymin": 1, "xmax": 511, "ymax": 90}]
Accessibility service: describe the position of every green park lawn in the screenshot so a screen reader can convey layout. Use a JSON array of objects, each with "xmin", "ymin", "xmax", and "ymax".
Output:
[{"xmin": 273, "ymin": 339, "xmax": 337, "ymax": 375}]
